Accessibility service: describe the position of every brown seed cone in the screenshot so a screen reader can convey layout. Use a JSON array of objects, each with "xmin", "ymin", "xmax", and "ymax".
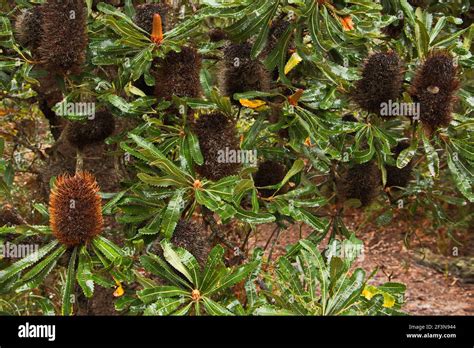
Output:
[
  {"xmin": 154, "ymin": 46, "xmax": 202, "ymax": 100},
  {"xmin": 218, "ymin": 42, "xmax": 271, "ymax": 100},
  {"xmin": 381, "ymin": 18, "xmax": 404, "ymax": 39},
  {"xmin": 65, "ymin": 111, "xmax": 116, "ymax": 150},
  {"xmin": 133, "ymin": 3, "xmax": 170, "ymax": 34},
  {"xmin": 351, "ymin": 51, "xmax": 404, "ymax": 116},
  {"xmin": 337, "ymin": 161, "xmax": 381, "ymax": 207},
  {"xmin": 260, "ymin": 16, "xmax": 291, "ymax": 58},
  {"xmin": 410, "ymin": 51, "xmax": 459, "ymax": 134},
  {"xmin": 0, "ymin": 204, "xmax": 26, "ymax": 227},
  {"xmin": 193, "ymin": 112, "xmax": 241, "ymax": 181},
  {"xmin": 385, "ymin": 141, "xmax": 413, "ymax": 188},
  {"xmin": 39, "ymin": 0, "xmax": 88, "ymax": 75},
  {"xmin": 253, "ymin": 160, "xmax": 287, "ymax": 198},
  {"xmin": 49, "ymin": 172, "xmax": 103, "ymax": 247},
  {"xmin": 171, "ymin": 220, "xmax": 210, "ymax": 266},
  {"xmin": 208, "ymin": 28, "xmax": 227, "ymax": 42},
  {"xmin": 15, "ymin": 6, "xmax": 43, "ymax": 52}
]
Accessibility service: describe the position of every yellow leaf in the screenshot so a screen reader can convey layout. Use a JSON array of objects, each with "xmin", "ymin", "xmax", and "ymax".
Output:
[
  {"xmin": 113, "ymin": 285, "xmax": 124, "ymax": 297},
  {"xmin": 382, "ymin": 293, "xmax": 396, "ymax": 308},
  {"xmin": 239, "ymin": 99, "xmax": 267, "ymax": 109},
  {"xmin": 284, "ymin": 52, "xmax": 302, "ymax": 75}
]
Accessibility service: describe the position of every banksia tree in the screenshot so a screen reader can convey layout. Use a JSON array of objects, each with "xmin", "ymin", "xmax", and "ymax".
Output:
[
  {"xmin": 65, "ymin": 111, "xmax": 116, "ymax": 150},
  {"xmin": 385, "ymin": 141, "xmax": 414, "ymax": 188},
  {"xmin": 253, "ymin": 160, "xmax": 287, "ymax": 198},
  {"xmin": 219, "ymin": 42, "xmax": 271, "ymax": 99},
  {"xmin": 193, "ymin": 112, "xmax": 240, "ymax": 181},
  {"xmin": 39, "ymin": 0, "xmax": 88, "ymax": 75},
  {"xmin": 14, "ymin": 6, "xmax": 43, "ymax": 51},
  {"xmin": 337, "ymin": 162, "xmax": 381, "ymax": 207},
  {"xmin": 352, "ymin": 51, "xmax": 404, "ymax": 116},
  {"xmin": 410, "ymin": 51, "xmax": 459, "ymax": 133},
  {"xmin": 154, "ymin": 46, "xmax": 203, "ymax": 100},
  {"xmin": 49, "ymin": 172, "xmax": 103, "ymax": 247}
]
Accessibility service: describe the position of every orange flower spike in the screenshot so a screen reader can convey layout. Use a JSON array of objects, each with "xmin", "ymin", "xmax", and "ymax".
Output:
[
  {"xmin": 288, "ymin": 89, "xmax": 304, "ymax": 106},
  {"xmin": 151, "ymin": 13, "xmax": 163, "ymax": 45},
  {"xmin": 340, "ymin": 16, "xmax": 354, "ymax": 31}
]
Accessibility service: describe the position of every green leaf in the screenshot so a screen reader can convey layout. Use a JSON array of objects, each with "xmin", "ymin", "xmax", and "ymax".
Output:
[
  {"xmin": 208, "ymin": 260, "xmax": 257, "ymax": 294},
  {"xmin": 140, "ymin": 254, "xmax": 191, "ymax": 289},
  {"xmin": 144, "ymin": 297, "xmax": 187, "ymax": 316},
  {"xmin": 129, "ymin": 134, "xmax": 190, "ymax": 184},
  {"xmin": 77, "ymin": 246, "xmax": 95, "ymax": 298},
  {"xmin": 187, "ymin": 132, "xmax": 204, "ymax": 166},
  {"xmin": 201, "ymin": 245, "xmax": 227, "ymax": 293},
  {"xmin": 161, "ymin": 240, "xmax": 194, "ymax": 284},
  {"xmin": 161, "ymin": 190, "xmax": 185, "ymax": 238},
  {"xmin": 202, "ymin": 297, "xmax": 234, "ymax": 316},
  {"xmin": 397, "ymin": 139, "xmax": 418, "ymax": 169},
  {"xmin": 19, "ymin": 245, "xmax": 66, "ymax": 284},
  {"xmin": 278, "ymin": 159, "xmax": 305, "ymax": 189},
  {"xmin": 421, "ymin": 131, "xmax": 439, "ymax": 177},
  {"xmin": 0, "ymin": 240, "xmax": 58, "ymax": 284},
  {"xmin": 92, "ymin": 236, "xmax": 124, "ymax": 263},
  {"xmin": 61, "ymin": 247, "xmax": 78, "ymax": 316},
  {"xmin": 234, "ymin": 206, "xmax": 276, "ymax": 224},
  {"xmin": 138, "ymin": 286, "xmax": 189, "ymax": 304}
]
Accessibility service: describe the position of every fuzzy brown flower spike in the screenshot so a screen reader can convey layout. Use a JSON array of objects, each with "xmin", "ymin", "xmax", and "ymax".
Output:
[
  {"xmin": 219, "ymin": 42, "xmax": 271, "ymax": 100},
  {"xmin": 410, "ymin": 51, "xmax": 459, "ymax": 134},
  {"xmin": 253, "ymin": 161, "xmax": 287, "ymax": 198},
  {"xmin": 65, "ymin": 111, "xmax": 115, "ymax": 150},
  {"xmin": 352, "ymin": 51, "xmax": 404, "ymax": 116},
  {"xmin": 154, "ymin": 46, "xmax": 203, "ymax": 100},
  {"xmin": 15, "ymin": 6, "xmax": 43, "ymax": 52},
  {"xmin": 337, "ymin": 161, "xmax": 381, "ymax": 207},
  {"xmin": 49, "ymin": 172, "xmax": 103, "ymax": 247},
  {"xmin": 193, "ymin": 112, "xmax": 240, "ymax": 181},
  {"xmin": 134, "ymin": 3, "xmax": 169, "ymax": 34},
  {"xmin": 171, "ymin": 220, "xmax": 210, "ymax": 266},
  {"xmin": 385, "ymin": 141, "xmax": 413, "ymax": 188},
  {"xmin": 39, "ymin": 0, "xmax": 88, "ymax": 75}
]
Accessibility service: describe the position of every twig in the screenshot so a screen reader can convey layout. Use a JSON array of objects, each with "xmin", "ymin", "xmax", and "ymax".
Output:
[{"xmin": 201, "ymin": 206, "xmax": 242, "ymax": 255}]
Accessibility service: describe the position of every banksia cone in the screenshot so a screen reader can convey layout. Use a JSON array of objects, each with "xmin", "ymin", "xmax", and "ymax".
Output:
[
  {"xmin": 381, "ymin": 18, "xmax": 404, "ymax": 39},
  {"xmin": 410, "ymin": 51, "xmax": 459, "ymax": 133},
  {"xmin": 385, "ymin": 141, "xmax": 413, "ymax": 188},
  {"xmin": 49, "ymin": 172, "xmax": 103, "ymax": 247},
  {"xmin": 219, "ymin": 42, "xmax": 271, "ymax": 99},
  {"xmin": 208, "ymin": 28, "xmax": 227, "ymax": 42},
  {"xmin": 154, "ymin": 46, "xmax": 202, "ymax": 100},
  {"xmin": 39, "ymin": 0, "xmax": 88, "ymax": 75},
  {"xmin": 352, "ymin": 51, "xmax": 404, "ymax": 115},
  {"xmin": 15, "ymin": 6, "xmax": 43, "ymax": 51},
  {"xmin": 171, "ymin": 220, "xmax": 210, "ymax": 266},
  {"xmin": 337, "ymin": 161, "xmax": 381, "ymax": 207},
  {"xmin": 193, "ymin": 112, "xmax": 240, "ymax": 181},
  {"xmin": 253, "ymin": 161, "xmax": 287, "ymax": 198},
  {"xmin": 133, "ymin": 3, "xmax": 169, "ymax": 34},
  {"xmin": 342, "ymin": 113, "xmax": 358, "ymax": 122},
  {"xmin": 0, "ymin": 205, "xmax": 25, "ymax": 226},
  {"xmin": 261, "ymin": 17, "xmax": 291, "ymax": 58},
  {"xmin": 65, "ymin": 111, "xmax": 115, "ymax": 150}
]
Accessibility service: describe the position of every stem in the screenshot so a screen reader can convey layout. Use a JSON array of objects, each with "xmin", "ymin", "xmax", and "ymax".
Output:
[{"xmin": 75, "ymin": 150, "xmax": 84, "ymax": 173}]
